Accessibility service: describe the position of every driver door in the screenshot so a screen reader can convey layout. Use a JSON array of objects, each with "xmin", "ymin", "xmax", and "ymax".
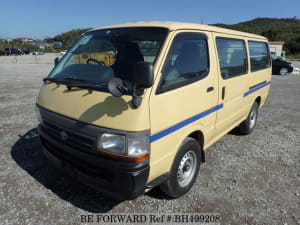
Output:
[{"xmin": 148, "ymin": 30, "xmax": 220, "ymax": 181}]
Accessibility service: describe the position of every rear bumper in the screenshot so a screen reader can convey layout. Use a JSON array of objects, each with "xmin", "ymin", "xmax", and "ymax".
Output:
[{"xmin": 38, "ymin": 125, "xmax": 149, "ymax": 200}]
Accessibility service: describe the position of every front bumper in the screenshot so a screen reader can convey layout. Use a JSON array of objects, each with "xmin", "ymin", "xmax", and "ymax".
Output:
[{"xmin": 38, "ymin": 125, "xmax": 149, "ymax": 200}]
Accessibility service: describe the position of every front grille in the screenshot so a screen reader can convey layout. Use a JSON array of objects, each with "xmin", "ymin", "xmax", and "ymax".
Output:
[
  {"xmin": 41, "ymin": 137, "xmax": 113, "ymax": 182},
  {"xmin": 42, "ymin": 121, "xmax": 96, "ymax": 153}
]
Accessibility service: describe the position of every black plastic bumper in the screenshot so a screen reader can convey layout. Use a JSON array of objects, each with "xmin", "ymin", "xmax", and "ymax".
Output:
[{"xmin": 38, "ymin": 125, "xmax": 149, "ymax": 200}]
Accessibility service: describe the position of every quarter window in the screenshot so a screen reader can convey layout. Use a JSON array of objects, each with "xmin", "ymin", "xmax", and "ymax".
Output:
[
  {"xmin": 248, "ymin": 41, "xmax": 271, "ymax": 72},
  {"xmin": 216, "ymin": 38, "xmax": 248, "ymax": 79},
  {"xmin": 158, "ymin": 33, "xmax": 209, "ymax": 93}
]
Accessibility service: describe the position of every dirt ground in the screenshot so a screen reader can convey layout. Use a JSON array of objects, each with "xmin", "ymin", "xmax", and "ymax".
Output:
[{"xmin": 0, "ymin": 60, "xmax": 299, "ymax": 225}]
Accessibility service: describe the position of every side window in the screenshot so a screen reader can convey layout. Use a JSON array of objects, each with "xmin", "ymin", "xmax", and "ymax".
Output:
[
  {"xmin": 248, "ymin": 41, "xmax": 271, "ymax": 72},
  {"xmin": 216, "ymin": 38, "xmax": 248, "ymax": 79},
  {"xmin": 157, "ymin": 33, "xmax": 209, "ymax": 94}
]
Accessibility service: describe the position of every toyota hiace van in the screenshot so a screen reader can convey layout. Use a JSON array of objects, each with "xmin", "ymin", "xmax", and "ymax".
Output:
[{"xmin": 36, "ymin": 22, "xmax": 271, "ymax": 199}]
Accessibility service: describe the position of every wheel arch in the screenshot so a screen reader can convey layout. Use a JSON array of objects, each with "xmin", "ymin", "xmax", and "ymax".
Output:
[
  {"xmin": 255, "ymin": 96, "xmax": 261, "ymax": 107},
  {"xmin": 187, "ymin": 130, "xmax": 205, "ymax": 162}
]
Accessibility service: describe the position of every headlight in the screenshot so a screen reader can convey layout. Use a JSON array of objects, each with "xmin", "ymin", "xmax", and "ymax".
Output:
[
  {"xmin": 97, "ymin": 132, "xmax": 150, "ymax": 161},
  {"xmin": 35, "ymin": 105, "xmax": 42, "ymax": 124},
  {"xmin": 127, "ymin": 135, "xmax": 149, "ymax": 157},
  {"xmin": 98, "ymin": 133, "xmax": 126, "ymax": 155}
]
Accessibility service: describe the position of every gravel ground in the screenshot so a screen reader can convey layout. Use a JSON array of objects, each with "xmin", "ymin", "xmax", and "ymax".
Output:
[{"xmin": 0, "ymin": 62, "xmax": 299, "ymax": 225}]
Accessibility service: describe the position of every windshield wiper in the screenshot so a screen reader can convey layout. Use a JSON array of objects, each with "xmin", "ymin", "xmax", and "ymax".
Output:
[
  {"xmin": 43, "ymin": 76, "xmax": 107, "ymax": 92},
  {"xmin": 43, "ymin": 77, "xmax": 72, "ymax": 84},
  {"xmin": 62, "ymin": 77, "xmax": 88, "ymax": 82},
  {"xmin": 43, "ymin": 76, "xmax": 91, "ymax": 84},
  {"xmin": 43, "ymin": 77, "xmax": 61, "ymax": 83},
  {"xmin": 66, "ymin": 82, "xmax": 107, "ymax": 92}
]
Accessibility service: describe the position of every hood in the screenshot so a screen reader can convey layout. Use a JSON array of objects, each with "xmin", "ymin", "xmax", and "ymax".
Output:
[{"xmin": 37, "ymin": 83, "xmax": 150, "ymax": 132}]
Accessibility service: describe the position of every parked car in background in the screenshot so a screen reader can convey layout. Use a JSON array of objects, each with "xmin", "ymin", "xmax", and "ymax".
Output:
[
  {"xmin": 60, "ymin": 50, "xmax": 67, "ymax": 56},
  {"xmin": 22, "ymin": 50, "xmax": 30, "ymax": 55},
  {"xmin": 272, "ymin": 56, "xmax": 294, "ymax": 75},
  {"xmin": 3, "ymin": 48, "xmax": 24, "ymax": 55},
  {"xmin": 32, "ymin": 50, "xmax": 44, "ymax": 55}
]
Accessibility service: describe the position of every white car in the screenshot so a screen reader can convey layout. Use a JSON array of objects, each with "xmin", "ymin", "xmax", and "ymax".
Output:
[
  {"xmin": 32, "ymin": 50, "xmax": 44, "ymax": 55},
  {"xmin": 60, "ymin": 50, "xmax": 67, "ymax": 56}
]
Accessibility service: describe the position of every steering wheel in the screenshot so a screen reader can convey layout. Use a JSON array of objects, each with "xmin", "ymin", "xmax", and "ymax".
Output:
[{"xmin": 86, "ymin": 58, "xmax": 105, "ymax": 66}]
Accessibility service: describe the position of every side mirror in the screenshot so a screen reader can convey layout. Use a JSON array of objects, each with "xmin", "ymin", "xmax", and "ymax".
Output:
[
  {"xmin": 108, "ymin": 62, "xmax": 154, "ymax": 109},
  {"xmin": 54, "ymin": 57, "xmax": 59, "ymax": 66},
  {"xmin": 108, "ymin": 78, "xmax": 126, "ymax": 97},
  {"xmin": 132, "ymin": 62, "xmax": 154, "ymax": 89}
]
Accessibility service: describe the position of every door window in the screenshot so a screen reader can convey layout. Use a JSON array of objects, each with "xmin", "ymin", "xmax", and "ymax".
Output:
[
  {"xmin": 157, "ymin": 33, "xmax": 209, "ymax": 94},
  {"xmin": 216, "ymin": 38, "xmax": 248, "ymax": 79}
]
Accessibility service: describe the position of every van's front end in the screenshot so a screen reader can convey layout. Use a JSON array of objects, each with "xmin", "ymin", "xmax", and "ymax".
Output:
[{"xmin": 36, "ymin": 26, "xmax": 168, "ymax": 199}]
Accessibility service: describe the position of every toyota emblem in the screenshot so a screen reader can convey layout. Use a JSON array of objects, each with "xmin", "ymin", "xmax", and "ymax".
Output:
[{"xmin": 60, "ymin": 130, "xmax": 68, "ymax": 141}]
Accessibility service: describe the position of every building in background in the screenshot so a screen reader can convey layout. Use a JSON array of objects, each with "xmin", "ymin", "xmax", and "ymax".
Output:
[{"xmin": 269, "ymin": 41, "xmax": 285, "ymax": 58}]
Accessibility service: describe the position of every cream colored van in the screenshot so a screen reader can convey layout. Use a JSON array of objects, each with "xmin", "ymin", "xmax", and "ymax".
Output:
[{"xmin": 36, "ymin": 22, "xmax": 271, "ymax": 199}]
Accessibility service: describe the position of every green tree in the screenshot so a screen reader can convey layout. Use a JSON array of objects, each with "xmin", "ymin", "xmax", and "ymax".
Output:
[{"xmin": 213, "ymin": 18, "xmax": 300, "ymax": 56}]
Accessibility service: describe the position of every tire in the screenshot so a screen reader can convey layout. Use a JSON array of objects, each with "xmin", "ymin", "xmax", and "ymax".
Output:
[
  {"xmin": 160, "ymin": 137, "xmax": 201, "ymax": 198},
  {"xmin": 279, "ymin": 67, "xmax": 288, "ymax": 76},
  {"xmin": 238, "ymin": 102, "xmax": 259, "ymax": 135}
]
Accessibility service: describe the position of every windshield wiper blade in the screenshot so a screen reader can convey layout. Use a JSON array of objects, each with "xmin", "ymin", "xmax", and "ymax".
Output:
[
  {"xmin": 62, "ymin": 77, "xmax": 88, "ymax": 82},
  {"xmin": 66, "ymin": 82, "xmax": 107, "ymax": 91},
  {"xmin": 43, "ymin": 77, "xmax": 88, "ymax": 84},
  {"xmin": 43, "ymin": 77, "xmax": 106, "ymax": 91},
  {"xmin": 43, "ymin": 77, "xmax": 70, "ymax": 84},
  {"xmin": 43, "ymin": 77, "xmax": 59, "ymax": 83}
]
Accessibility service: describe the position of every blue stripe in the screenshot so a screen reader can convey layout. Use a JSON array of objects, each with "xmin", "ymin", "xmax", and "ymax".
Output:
[
  {"xmin": 151, "ymin": 81, "xmax": 270, "ymax": 143},
  {"xmin": 243, "ymin": 81, "xmax": 271, "ymax": 97},
  {"xmin": 150, "ymin": 104, "xmax": 223, "ymax": 143}
]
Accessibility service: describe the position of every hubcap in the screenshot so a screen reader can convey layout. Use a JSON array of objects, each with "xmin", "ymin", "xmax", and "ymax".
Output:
[
  {"xmin": 280, "ymin": 68, "xmax": 288, "ymax": 75},
  {"xmin": 177, "ymin": 151, "xmax": 197, "ymax": 187},
  {"xmin": 249, "ymin": 107, "xmax": 257, "ymax": 128}
]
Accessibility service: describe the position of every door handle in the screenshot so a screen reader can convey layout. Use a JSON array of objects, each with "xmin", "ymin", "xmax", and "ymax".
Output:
[
  {"xmin": 222, "ymin": 86, "xmax": 226, "ymax": 100},
  {"xmin": 206, "ymin": 86, "xmax": 214, "ymax": 92}
]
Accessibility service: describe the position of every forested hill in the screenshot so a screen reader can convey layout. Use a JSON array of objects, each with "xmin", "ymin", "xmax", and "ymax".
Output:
[
  {"xmin": 45, "ymin": 28, "xmax": 91, "ymax": 49},
  {"xmin": 45, "ymin": 18, "xmax": 300, "ymax": 56},
  {"xmin": 213, "ymin": 18, "xmax": 300, "ymax": 55}
]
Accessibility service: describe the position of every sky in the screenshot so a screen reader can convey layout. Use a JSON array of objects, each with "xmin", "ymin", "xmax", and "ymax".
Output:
[{"xmin": 1, "ymin": 0, "xmax": 299, "ymax": 39}]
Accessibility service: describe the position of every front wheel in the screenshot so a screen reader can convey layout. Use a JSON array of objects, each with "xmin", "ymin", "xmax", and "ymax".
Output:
[
  {"xmin": 238, "ymin": 102, "xmax": 259, "ymax": 135},
  {"xmin": 160, "ymin": 137, "xmax": 201, "ymax": 198}
]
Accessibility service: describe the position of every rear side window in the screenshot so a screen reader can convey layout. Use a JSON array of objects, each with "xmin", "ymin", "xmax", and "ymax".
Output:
[
  {"xmin": 157, "ymin": 33, "xmax": 209, "ymax": 94},
  {"xmin": 216, "ymin": 38, "xmax": 248, "ymax": 79},
  {"xmin": 248, "ymin": 41, "xmax": 271, "ymax": 72}
]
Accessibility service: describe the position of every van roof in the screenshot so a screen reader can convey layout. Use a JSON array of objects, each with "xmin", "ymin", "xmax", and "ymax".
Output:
[{"xmin": 91, "ymin": 21, "xmax": 267, "ymax": 40}]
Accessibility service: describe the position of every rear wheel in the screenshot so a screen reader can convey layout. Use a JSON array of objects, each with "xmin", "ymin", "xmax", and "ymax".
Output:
[
  {"xmin": 279, "ymin": 67, "xmax": 288, "ymax": 75},
  {"xmin": 238, "ymin": 102, "xmax": 258, "ymax": 135},
  {"xmin": 160, "ymin": 137, "xmax": 201, "ymax": 198}
]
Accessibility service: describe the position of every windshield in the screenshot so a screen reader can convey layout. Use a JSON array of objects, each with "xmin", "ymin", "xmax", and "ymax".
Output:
[{"xmin": 49, "ymin": 27, "xmax": 168, "ymax": 91}]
